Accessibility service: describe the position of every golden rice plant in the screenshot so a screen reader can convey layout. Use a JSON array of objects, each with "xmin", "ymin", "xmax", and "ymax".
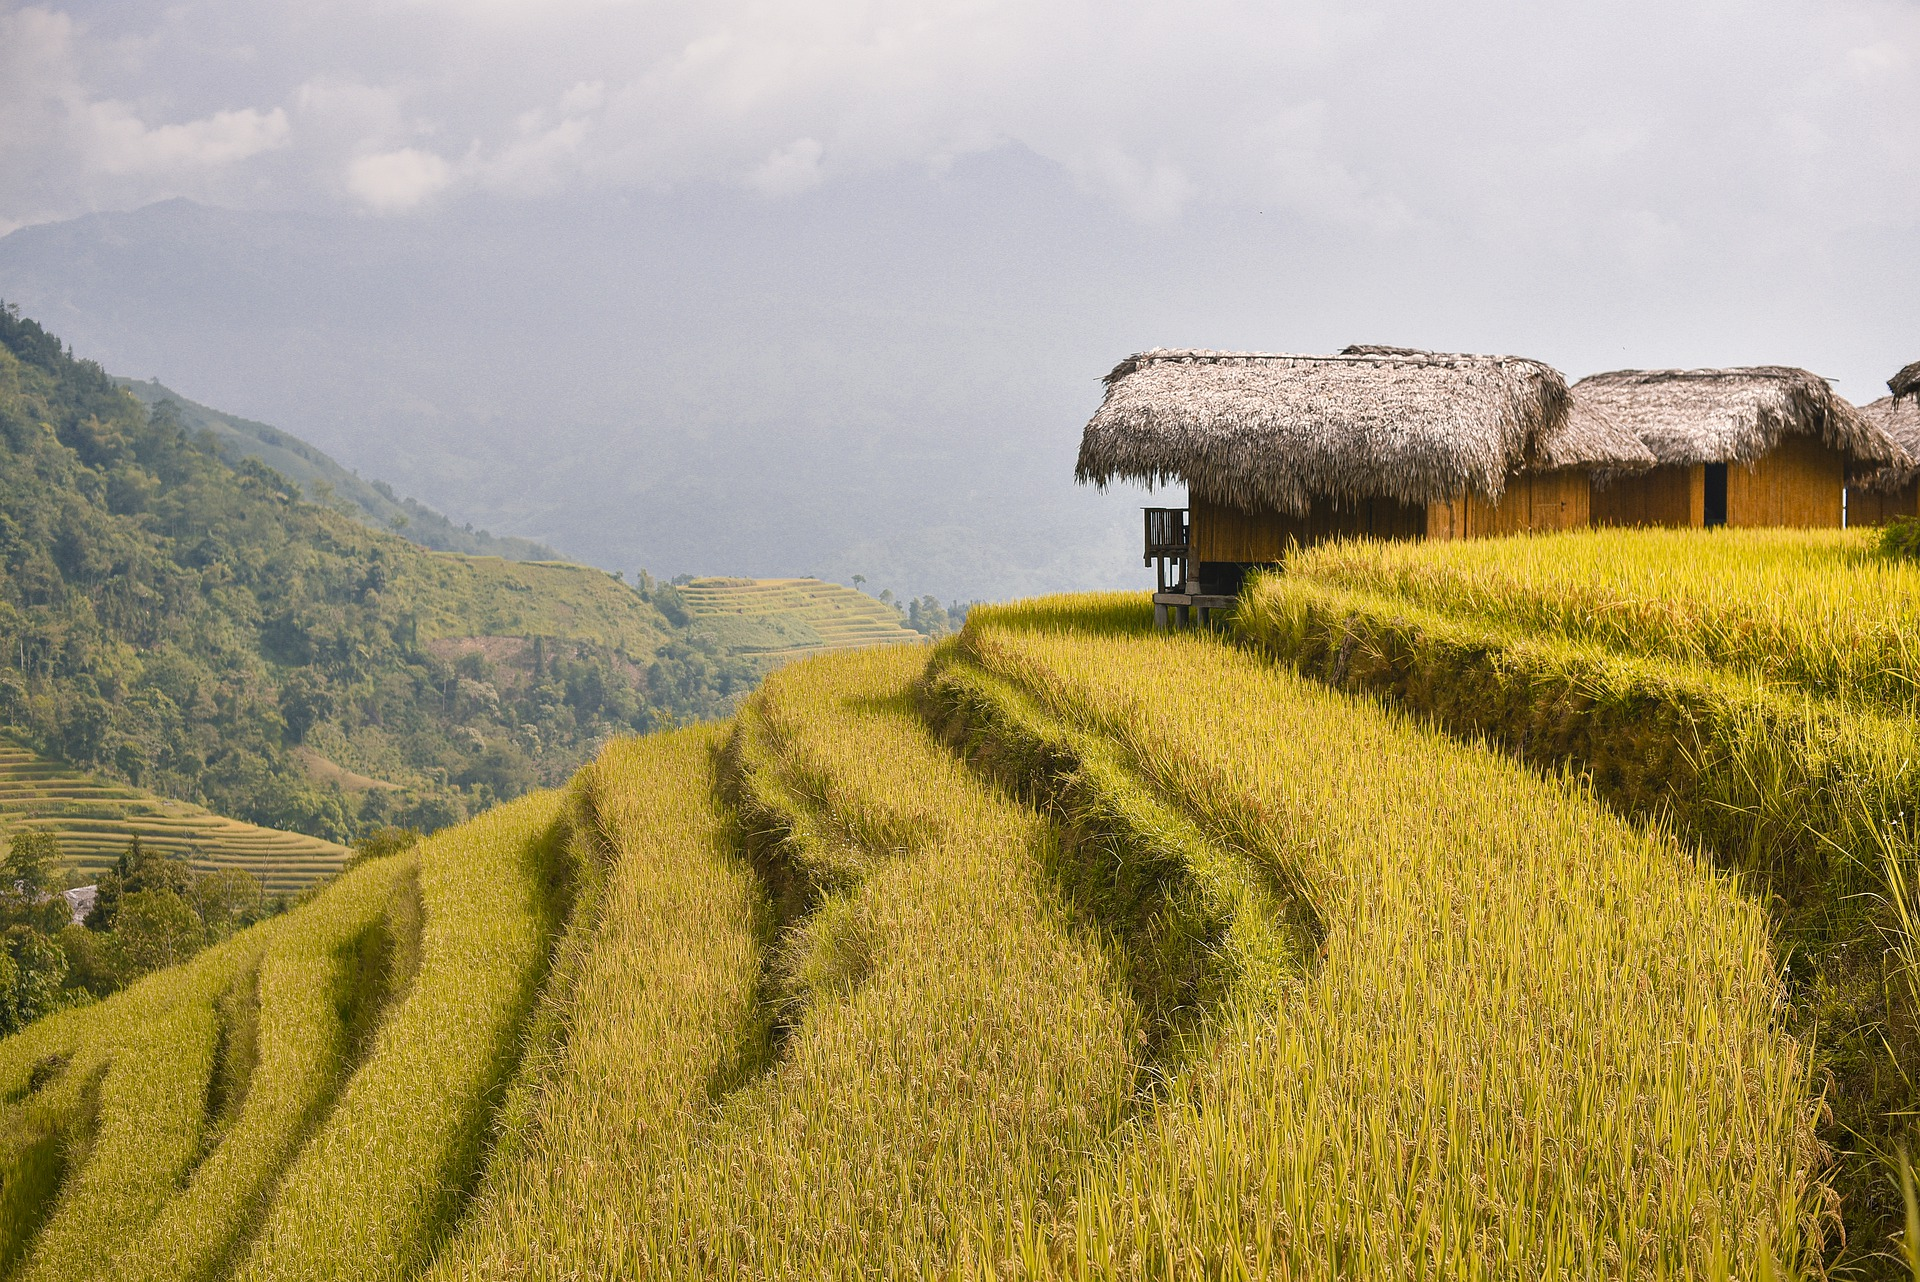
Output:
[
  {"xmin": 0, "ymin": 846, "xmax": 419, "ymax": 1280},
  {"xmin": 230, "ymin": 789, "xmax": 570, "ymax": 1282},
  {"xmin": 424, "ymin": 726, "xmax": 759, "ymax": 1277},
  {"xmin": 1284, "ymin": 526, "xmax": 1920, "ymax": 706},
  {"xmin": 1241, "ymin": 533, "xmax": 1920, "ymax": 1266},
  {"xmin": 115, "ymin": 853, "xmax": 418, "ymax": 1282},
  {"xmin": 953, "ymin": 604, "xmax": 1827, "ymax": 1277},
  {"xmin": 0, "ymin": 918, "xmax": 278, "ymax": 1279},
  {"xmin": 448, "ymin": 645, "xmax": 1139, "ymax": 1279}
]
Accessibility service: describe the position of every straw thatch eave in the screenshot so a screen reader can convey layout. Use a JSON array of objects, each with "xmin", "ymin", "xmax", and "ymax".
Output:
[
  {"xmin": 1569, "ymin": 366, "xmax": 1899, "ymax": 468},
  {"xmin": 1852, "ymin": 396, "xmax": 1920, "ymax": 493},
  {"xmin": 1891, "ymin": 360, "xmax": 1920, "ymax": 403},
  {"xmin": 1075, "ymin": 347, "xmax": 1652, "ymax": 516}
]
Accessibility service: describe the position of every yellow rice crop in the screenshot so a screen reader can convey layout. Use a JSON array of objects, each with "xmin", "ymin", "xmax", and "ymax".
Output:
[
  {"xmin": 0, "ymin": 578, "xmax": 1850, "ymax": 1277},
  {"xmin": 118, "ymin": 853, "xmax": 417, "ymax": 1282},
  {"xmin": 424, "ymin": 726, "xmax": 758, "ymax": 1276},
  {"xmin": 953, "ymin": 602, "xmax": 1826, "ymax": 1277},
  {"xmin": 1285, "ymin": 526, "xmax": 1920, "ymax": 706},
  {"xmin": 445, "ymin": 645, "xmax": 1137, "ymax": 1279},
  {"xmin": 232, "ymin": 789, "xmax": 568, "ymax": 1282},
  {"xmin": 0, "ymin": 850, "xmax": 417, "ymax": 1280}
]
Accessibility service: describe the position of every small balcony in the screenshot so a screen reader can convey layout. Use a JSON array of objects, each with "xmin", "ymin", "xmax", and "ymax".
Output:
[
  {"xmin": 1143, "ymin": 506, "xmax": 1189, "ymax": 593},
  {"xmin": 1144, "ymin": 506, "xmax": 1233, "ymax": 628}
]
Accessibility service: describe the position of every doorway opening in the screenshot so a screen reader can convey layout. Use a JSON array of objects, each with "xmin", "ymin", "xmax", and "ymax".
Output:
[{"xmin": 1703, "ymin": 464, "xmax": 1728, "ymax": 528}]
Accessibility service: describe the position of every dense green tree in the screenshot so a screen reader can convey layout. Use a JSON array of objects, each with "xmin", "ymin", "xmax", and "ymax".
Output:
[
  {"xmin": 190, "ymin": 867, "xmax": 266, "ymax": 938},
  {"xmin": 110, "ymin": 889, "xmax": 204, "ymax": 978},
  {"xmin": 88, "ymin": 836, "xmax": 194, "ymax": 932},
  {"xmin": 0, "ymin": 925, "xmax": 71, "ymax": 1032}
]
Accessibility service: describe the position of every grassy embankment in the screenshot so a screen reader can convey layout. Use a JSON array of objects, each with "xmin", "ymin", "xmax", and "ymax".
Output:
[
  {"xmin": 400, "ymin": 557, "xmax": 669, "ymax": 656},
  {"xmin": 0, "ymin": 786, "xmax": 569, "ymax": 1281},
  {"xmin": 1235, "ymin": 527, "xmax": 1920, "ymax": 1268},
  {"xmin": 0, "ymin": 741, "xmax": 347, "ymax": 895}
]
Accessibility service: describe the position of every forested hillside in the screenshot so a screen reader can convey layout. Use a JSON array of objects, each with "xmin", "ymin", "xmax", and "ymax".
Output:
[
  {"xmin": 116, "ymin": 379, "xmax": 562, "ymax": 562},
  {"xmin": 0, "ymin": 302, "xmax": 756, "ymax": 844}
]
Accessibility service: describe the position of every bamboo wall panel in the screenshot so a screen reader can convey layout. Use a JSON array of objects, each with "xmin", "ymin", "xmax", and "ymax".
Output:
[
  {"xmin": 1726, "ymin": 434, "xmax": 1843, "ymax": 528},
  {"xmin": 1427, "ymin": 471, "xmax": 1592, "ymax": 540},
  {"xmin": 1191, "ymin": 493, "xmax": 1424, "ymax": 562},
  {"xmin": 1847, "ymin": 481, "xmax": 1920, "ymax": 527},
  {"xmin": 1591, "ymin": 465, "xmax": 1701, "ymax": 528}
]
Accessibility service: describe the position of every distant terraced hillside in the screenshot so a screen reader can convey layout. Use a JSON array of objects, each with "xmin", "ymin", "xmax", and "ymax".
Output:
[
  {"xmin": 674, "ymin": 577, "xmax": 921, "ymax": 662},
  {"xmin": 0, "ymin": 741, "xmax": 348, "ymax": 895}
]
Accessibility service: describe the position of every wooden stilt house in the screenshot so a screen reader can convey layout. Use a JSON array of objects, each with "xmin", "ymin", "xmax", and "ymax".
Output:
[
  {"xmin": 1847, "ymin": 361, "xmax": 1920, "ymax": 526},
  {"xmin": 1073, "ymin": 347, "xmax": 1655, "ymax": 624},
  {"xmin": 1570, "ymin": 367, "xmax": 1899, "ymax": 529}
]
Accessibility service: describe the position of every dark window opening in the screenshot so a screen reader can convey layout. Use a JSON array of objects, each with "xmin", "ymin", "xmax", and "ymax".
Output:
[{"xmin": 1703, "ymin": 464, "xmax": 1728, "ymax": 527}]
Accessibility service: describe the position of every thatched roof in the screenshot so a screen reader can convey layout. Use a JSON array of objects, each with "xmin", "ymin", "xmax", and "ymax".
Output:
[
  {"xmin": 1851, "ymin": 396, "xmax": 1920, "ymax": 492},
  {"xmin": 1891, "ymin": 360, "xmax": 1920, "ymax": 402},
  {"xmin": 1569, "ymin": 367, "xmax": 1899, "ymax": 468},
  {"xmin": 1075, "ymin": 347, "xmax": 1654, "ymax": 515}
]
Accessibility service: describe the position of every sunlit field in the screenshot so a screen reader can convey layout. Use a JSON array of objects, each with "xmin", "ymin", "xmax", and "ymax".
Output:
[{"xmin": 6, "ymin": 532, "xmax": 1912, "ymax": 1277}]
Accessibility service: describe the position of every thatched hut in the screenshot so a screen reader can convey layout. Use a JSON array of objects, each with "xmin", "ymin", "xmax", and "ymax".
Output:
[
  {"xmin": 1075, "ymin": 347, "xmax": 1653, "ymax": 615},
  {"xmin": 1572, "ymin": 367, "xmax": 1897, "ymax": 528},
  {"xmin": 1844, "ymin": 364, "xmax": 1920, "ymax": 525},
  {"xmin": 1891, "ymin": 359, "xmax": 1920, "ymax": 404}
]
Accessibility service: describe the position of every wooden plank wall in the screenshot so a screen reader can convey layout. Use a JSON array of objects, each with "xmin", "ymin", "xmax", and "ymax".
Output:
[
  {"xmin": 1726, "ymin": 434, "xmax": 1843, "ymax": 528},
  {"xmin": 1190, "ymin": 493, "xmax": 1425, "ymax": 562},
  {"xmin": 1427, "ymin": 470, "xmax": 1591, "ymax": 540},
  {"xmin": 1591, "ymin": 465, "xmax": 1702, "ymax": 528},
  {"xmin": 1847, "ymin": 481, "xmax": 1920, "ymax": 527}
]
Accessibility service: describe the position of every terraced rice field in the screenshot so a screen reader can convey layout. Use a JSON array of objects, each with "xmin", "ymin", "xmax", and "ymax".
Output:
[
  {"xmin": 675, "ymin": 576, "xmax": 921, "ymax": 661},
  {"xmin": 0, "ymin": 741, "xmax": 347, "ymax": 894},
  {"xmin": 1237, "ymin": 527, "xmax": 1920, "ymax": 1267},
  {"xmin": 0, "ymin": 571, "xmax": 1846, "ymax": 1278}
]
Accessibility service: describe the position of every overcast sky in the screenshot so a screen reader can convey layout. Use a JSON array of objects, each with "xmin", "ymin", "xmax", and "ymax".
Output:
[
  {"xmin": 0, "ymin": 0, "xmax": 1916, "ymax": 595},
  {"xmin": 4, "ymin": 0, "xmax": 1913, "ymax": 250}
]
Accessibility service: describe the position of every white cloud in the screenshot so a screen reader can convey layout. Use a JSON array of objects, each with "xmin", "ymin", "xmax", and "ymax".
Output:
[
  {"xmin": 0, "ymin": 0, "xmax": 1915, "ymax": 247},
  {"xmin": 85, "ymin": 103, "xmax": 288, "ymax": 174},
  {"xmin": 346, "ymin": 147, "xmax": 453, "ymax": 212},
  {"xmin": 1848, "ymin": 41, "xmax": 1907, "ymax": 77},
  {"xmin": 746, "ymin": 137, "xmax": 825, "ymax": 196}
]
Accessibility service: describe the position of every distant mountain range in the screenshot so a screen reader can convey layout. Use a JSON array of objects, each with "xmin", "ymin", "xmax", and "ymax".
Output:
[
  {"xmin": 0, "ymin": 188, "xmax": 1152, "ymax": 602},
  {"xmin": 117, "ymin": 377, "xmax": 562, "ymax": 562},
  {"xmin": 0, "ymin": 301, "xmax": 754, "ymax": 847}
]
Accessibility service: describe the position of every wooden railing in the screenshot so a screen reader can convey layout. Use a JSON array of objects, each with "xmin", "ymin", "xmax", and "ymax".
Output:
[{"xmin": 1143, "ymin": 507, "xmax": 1190, "ymax": 593}]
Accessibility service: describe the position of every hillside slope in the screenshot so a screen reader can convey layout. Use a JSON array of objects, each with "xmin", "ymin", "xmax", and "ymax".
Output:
[
  {"xmin": 0, "ymin": 601, "xmax": 1829, "ymax": 1278},
  {"xmin": 673, "ymin": 576, "xmax": 921, "ymax": 663},
  {"xmin": 0, "ymin": 739, "xmax": 346, "ymax": 894},
  {"xmin": 1236, "ymin": 527, "xmax": 1920, "ymax": 1265},
  {"xmin": 0, "ymin": 302, "xmax": 755, "ymax": 845},
  {"xmin": 117, "ymin": 378, "xmax": 561, "ymax": 562}
]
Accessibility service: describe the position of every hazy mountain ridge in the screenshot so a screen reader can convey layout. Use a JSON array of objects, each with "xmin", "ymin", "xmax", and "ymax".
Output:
[
  {"xmin": 117, "ymin": 377, "xmax": 563, "ymax": 561},
  {"xmin": 0, "ymin": 300, "xmax": 758, "ymax": 845},
  {"xmin": 0, "ymin": 188, "xmax": 1154, "ymax": 602}
]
